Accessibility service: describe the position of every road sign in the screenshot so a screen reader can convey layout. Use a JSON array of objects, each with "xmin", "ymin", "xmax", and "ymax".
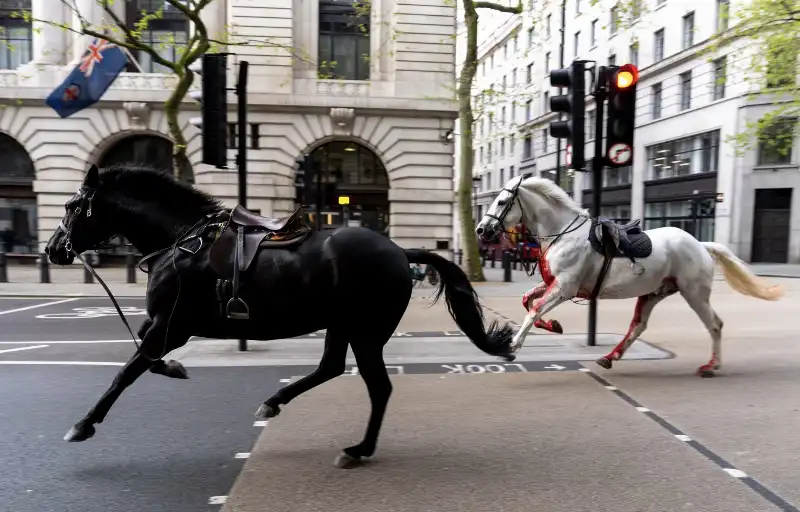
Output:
[
  {"xmin": 607, "ymin": 142, "xmax": 632, "ymax": 165},
  {"xmin": 566, "ymin": 144, "xmax": 572, "ymax": 166}
]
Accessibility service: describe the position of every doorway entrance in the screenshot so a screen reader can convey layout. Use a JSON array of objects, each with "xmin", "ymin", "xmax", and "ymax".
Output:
[{"xmin": 751, "ymin": 188, "xmax": 792, "ymax": 263}]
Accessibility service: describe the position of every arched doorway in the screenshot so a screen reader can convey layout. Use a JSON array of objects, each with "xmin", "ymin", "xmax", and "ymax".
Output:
[
  {"xmin": 0, "ymin": 133, "xmax": 36, "ymax": 253},
  {"xmin": 295, "ymin": 141, "xmax": 390, "ymax": 235},
  {"xmin": 98, "ymin": 134, "xmax": 193, "ymax": 183}
]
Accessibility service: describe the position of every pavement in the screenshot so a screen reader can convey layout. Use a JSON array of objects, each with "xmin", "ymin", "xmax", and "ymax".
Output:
[{"xmin": 3, "ymin": 262, "xmax": 800, "ymax": 511}]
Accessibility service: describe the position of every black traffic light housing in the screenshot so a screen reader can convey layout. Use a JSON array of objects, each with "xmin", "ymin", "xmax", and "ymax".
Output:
[
  {"xmin": 189, "ymin": 53, "xmax": 228, "ymax": 168},
  {"xmin": 549, "ymin": 60, "xmax": 586, "ymax": 171},
  {"xmin": 605, "ymin": 63, "xmax": 638, "ymax": 168}
]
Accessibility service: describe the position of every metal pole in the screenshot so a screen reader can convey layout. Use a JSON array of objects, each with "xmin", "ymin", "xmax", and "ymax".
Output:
[
  {"xmin": 587, "ymin": 66, "xmax": 607, "ymax": 348},
  {"xmin": 315, "ymin": 160, "xmax": 323, "ymax": 232},
  {"xmin": 236, "ymin": 60, "xmax": 249, "ymax": 353},
  {"xmin": 554, "ymin": 0, "xmax": 566, "ymax": 187}
]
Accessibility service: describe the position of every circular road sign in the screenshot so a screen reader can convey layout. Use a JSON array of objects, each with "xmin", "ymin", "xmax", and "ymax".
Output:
[{"xmin": 608, "ymin": 143, "xmax": 632, "ymax": 165}]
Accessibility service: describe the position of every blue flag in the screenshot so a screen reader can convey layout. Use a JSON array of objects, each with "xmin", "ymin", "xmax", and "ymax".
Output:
[{"xmin": 46, "ymin": 38, "xmax": 128, "ymax": 118}]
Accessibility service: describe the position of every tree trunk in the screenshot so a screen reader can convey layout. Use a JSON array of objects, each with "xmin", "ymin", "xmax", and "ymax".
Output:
[
  {"xmin": 457, "ymin": 4, "xmax": 485, "ymax": 282},
  {"xmin": 165, "ymin": 69, "xmax": 194, "ymax": 181}
]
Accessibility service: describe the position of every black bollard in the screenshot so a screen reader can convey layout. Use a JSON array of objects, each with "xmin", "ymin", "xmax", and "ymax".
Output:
[
  {"xmin": 490, "ymin": 252, "xmax": 496, "ymax": 268},
  {"xmin": 83, "ymin": 253, "xmax": 93, "ymax": 284},
  {"xmin": 481, "ymin": 254, "xmax": 486, "ymax": 267},
  {"xmin": 457, "ymin": 249, "xmax": 463, "ymax": 266},
  {"xmin": 0, "ymin": 252, "xmax": 6, "ymax": 283},
  {"xmin": 502, "ymin": 250, "xmax": 512, "ymax": 282},
  {"xmin": 39, "ymin": 253, "xmax": 50, "ymax": 283},
  {"xmin": 126, "ymin": 252, "xmax": 137, "ymax": 284}
]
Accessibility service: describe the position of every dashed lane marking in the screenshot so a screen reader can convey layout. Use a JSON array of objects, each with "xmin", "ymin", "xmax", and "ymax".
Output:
[
  {"xmin": 0, "ymin": 344, "xmax": 49, "ymax": 355},
  {"xmin": 0, "ymin": 298, "xmax": 80, "ymax": 316}
]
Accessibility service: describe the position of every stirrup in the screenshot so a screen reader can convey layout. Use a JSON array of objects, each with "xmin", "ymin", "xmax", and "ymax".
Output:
[{"xmin": 226, "ymin": 297, "xmax": 250, "ymax": 320}]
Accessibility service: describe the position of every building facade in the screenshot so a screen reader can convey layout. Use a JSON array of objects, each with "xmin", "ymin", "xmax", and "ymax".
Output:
[
  {"xmin": 0, "ymin": 0, "xmax": 459, "ymax": 256},
  {"xmin": 454, "ymin": 0, "xmax": 799, "ymax": 263}
]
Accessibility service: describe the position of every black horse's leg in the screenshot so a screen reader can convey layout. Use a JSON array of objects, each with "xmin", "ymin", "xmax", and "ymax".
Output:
[
  {"xmin": 256, "ymin": 328, "xmax": 348, "ymax": 419},
  {"xmin": 64, "ymin": 320, "xmax": 187, "ymax": 442},
  {"xmin": 137, "ymin": 316, "xmax": 189, "ymax": 380},
  {"xmin": 338, "ymin": 342, "xmax": 392, "ymax": 466}
]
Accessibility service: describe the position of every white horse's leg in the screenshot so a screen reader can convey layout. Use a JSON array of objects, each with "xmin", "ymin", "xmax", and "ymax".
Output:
[
  {"xmin": 511, "ymin": 283, "xmax": 571, "ymax": 354},
  {"xmin": 522, "ymin": 283, "xmax": 564, "ymax": 334},
  {"xmin": 680, "ymin": 286, "xmax": 723, "ymax": 378},
  {"xmin": 595, "ymin": 281, "xmax": 678, "ymax": 369}
]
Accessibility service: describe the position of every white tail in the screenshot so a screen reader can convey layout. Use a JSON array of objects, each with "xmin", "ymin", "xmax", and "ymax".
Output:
[{"xmin": 702, "ymin": 242, "xmax": 784, "ymax": 301}]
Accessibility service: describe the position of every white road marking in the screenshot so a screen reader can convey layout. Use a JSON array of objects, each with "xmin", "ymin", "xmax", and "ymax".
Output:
[
  {"xmin": 675, "ymin": 434, "xmax": 692, "ymax": 442},
  {"xmin": 0, "ymin": 298, "xmax": 80, "ymax": 316},
  {"xmin": 578, "ymin": 367, "xmax": 591, "ymax": 372},
  {"xmin": 0, "ymin": 361, "xmax": 124, "ymax": 366},
  {"xmin": 604, "ymin": 385, "xmax": 618, "ymax": 391},
  {"xmin": 723, "ymin": 468, "xmax": 748, "ymax": 478},
  {"xmin": 0, "ymin": 344, "xmax": 49, "ymax": 355},
  {"xmin": 234, "ymin": 452, "xmax": 251, "ymax": 459},
  {"xmin": 253, "ymin": 420, "xmax": 268, "ymax": 427},
  {"xmin": 208, "ymin": 496, "xmax": 228, "ymax": 505},
  {"xmin": 0, "ymin": 339, "xmax": 132, "ymax": 345},
  {"xmin": 279, "ymin": 378, "xmax": 291, "ymax": 383},
  {"xmin": 635, "ymin": 406, "xmax": 650, "ymax": 412}
]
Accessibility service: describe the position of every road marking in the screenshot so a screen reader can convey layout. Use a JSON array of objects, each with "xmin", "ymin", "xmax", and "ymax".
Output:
[
  {"xmin": 724, "ymin": 468, "xmax": 748, "ymax": 478},
  {"xmin": 635, "ymin": 406, "xmax": 650, "ymax": 412},
  {"xmin": 279, "ymin": 378, "xmax": 291, "ymax": 383},
  {"xmin": 0, "ymin": 344, "xmax": 49, "ymax": 355},
  {"xmin": 208, "ymin": 496, "xmax": 227, "ymax": 505},
  {"xmin": 253, "ymin": 420, "xmax": 268, "ymax": 427},
  {"xmin": 675, "ymin": 434, "xmax": 692, "ymax": 442},
  {"xmin": 0, "ymin": 361, "xmax": 124, "ymax": 366},
  {"xmin": 0, "ymin": 339, "xmax": 133, "ymax": 345},
  {"xmin": 0, "ymin": 298, "xmax": 80, "ymax": 316},
  {"xmin": 234, "ymin": 452, "xmax": 251, "ymax": 459}
]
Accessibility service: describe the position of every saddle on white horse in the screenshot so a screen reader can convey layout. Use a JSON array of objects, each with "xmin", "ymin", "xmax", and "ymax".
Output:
[{"xmin": 589, "ymin": 217, "xmax": 652, "ymax": 273}]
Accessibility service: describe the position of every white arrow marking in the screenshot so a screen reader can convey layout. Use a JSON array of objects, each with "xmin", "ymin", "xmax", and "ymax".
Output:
[
  {"xmin": 0, "ymin": 344, "xmax": 49, "ymax": 355},
  {"xmin": 543, "ymin": 364, "xmax": 566, "ymax": 370}
]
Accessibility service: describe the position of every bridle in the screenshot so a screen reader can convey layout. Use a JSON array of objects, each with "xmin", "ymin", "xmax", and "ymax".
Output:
[{"xmin": 59, "ymin": 185, "xmax": 96, "ymax": 255}]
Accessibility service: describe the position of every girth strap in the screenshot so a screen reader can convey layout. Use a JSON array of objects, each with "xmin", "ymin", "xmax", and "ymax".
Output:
[{"xmin": 226, "ymin": 225, "xmax": 250, "ymax": 320}]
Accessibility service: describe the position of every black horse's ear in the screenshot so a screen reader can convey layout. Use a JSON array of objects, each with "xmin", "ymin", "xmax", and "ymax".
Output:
[{"xmin": 84, "ymin": 164, "xmax": 99, "ymax": 187}]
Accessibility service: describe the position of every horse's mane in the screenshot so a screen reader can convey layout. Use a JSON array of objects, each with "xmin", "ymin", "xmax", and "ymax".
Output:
[
  {"xmin": 519, "ymin": 176, "xmax": 588, "ymax": 216},
  {"xmin": 97, "ymin": 163, "xmax": 223, "ymax": 216}
]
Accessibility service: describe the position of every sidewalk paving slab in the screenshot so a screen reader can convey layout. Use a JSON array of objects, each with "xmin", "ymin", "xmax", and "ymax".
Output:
[{"xmin": 221, "ymin": 372, "xmax": 774, "ymax": 512}]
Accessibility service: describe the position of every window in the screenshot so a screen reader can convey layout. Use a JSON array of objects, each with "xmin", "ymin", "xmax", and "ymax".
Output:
[
  {"xmin": 574, "ymin": 31, "xmax": 580, "ymax": 57},
  {"xmin": 528, "ymin": 27, "xmax": 535, "ymax": 47},
  {"xmin": 526, "ymin": 63, "xmax": 533, "ymax": 83},
  {"xmin": 716, "ymin": 0, "xmax": 729, "ymax": 32},
  {"xmin": 126, "ymin": 0, "xmax": 190, "ymax": 73},
  {"xmin": 523, "ymin": 135, "xmax": 533, "ymax": 159},
  {"xmin": 510, "ymin": 165, "xmax": 515, "ymax": 177},
  {"xmin": 479, "ymin": 146, "xmax": 484, "ymax": 164},
  {"xmin": 575, "ymin": 0, "xmax": 581, "ymax": 14},
  {"xmin": 600, "ymin": 205, "xmax": 631, "ymax": 224},
  {"xmin": 644, "ymin": 199, "xmax": 716, "ymax": 242},
  {"xmin": 757, "ymin": 118, "xmax": 796, "ymax": 165},
  {"xmin": 318, "ymin": 0, "xmax": 371, "ymax": 80},
  {"xmin": 652, "ymin": 83, "xmax": 662, "ymax": 119},
  {"xmin": 682, "ymin": 12, "xmax": 694, "ymax": 49},
  {"xmin": 608, "ymin": 53, "xmax": 616, "ymax": 66},
  {"xmin": 502, "ymin": 75, "xmax": 507, "ymax": 91},
  {"xmin": 0, "ymin": 0, "xmax": 31, "ymax": 70},
  {"xmin": 510, "ymin": 136, "xmax": 515, "ymax": 155},
  {"xmin": 525, "ymin": 99, "xmax": 532, "ymax": 120},
  {"xmin": 629, "ymin": 43, "xmax": 638, "ymax": 67},
  {"xmin": 511, "ymin": 68, "xmax": 517, "ymax": 88},
  {"xmin": 586, "ymin": 110, "xmax": 596, "ymax": 139},
  {"xmin": 679, "ymin": 71, "xmax": 691, "ymax": 110},
  {"xmin": 653, "ymin": 29, "xmax": 664, "ymax": 62},
  {"xmin": 610, "ymin": 6, "xmax": 618, "ymax": 35},
  {"xmin": 712, "ymin": 57, "xmax": 726, "ymax": 100},
  {"xmin": 591, "ymin": 19, "xmax": 597, "ymax": 46},
  {"xmin": 546, "ymin": 14, "xmax": 551, "ymax": 38},
  {"xmin": 542, "ymin": 128, "xmax": 548, "ymax": 152},
  {"xmin": 513, "ymin": 35, "xmax": 518, "ymax": 52},
  {"xmin": 604, "ymin": 166, "xmax": 632, "ymax": 187},
  {"xmin": 766, "ymin": 39, "xmax": 798, "ymax": 89},
  {"xmin": 543, "ymin": 91, "xmax": 549, "ymax": 112},
  {"xmin": 631, "ymin": 0, "xmax": 642, "ymax": 18},
  {"xmin": 545, "ymin": 52, "xmax": 550, "ymax": 73},
  {"xmin": 487, "ymin": 142, "xmax": 493, "ymax": 163},
  {"xmin": 500, "ymin": 138, "xmax": 506, "ymax": 157},
  {"xmin": 646, "ymin": 130, "xmax": 720, "ymax": 180},
  {"xmin": 510, "ymin": 104, "xmax": 516, "ymax": 125}
]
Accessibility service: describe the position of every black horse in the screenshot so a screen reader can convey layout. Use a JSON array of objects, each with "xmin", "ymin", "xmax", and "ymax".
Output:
[{"xmin": 45, "ymin": 164, "xmax": 514, "ymax": 467}]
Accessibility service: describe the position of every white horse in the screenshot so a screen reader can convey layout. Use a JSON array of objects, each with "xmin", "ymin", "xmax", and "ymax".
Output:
[{"xmin": 475, "ymin": 175, "xmax": 784, "ymax": 377}]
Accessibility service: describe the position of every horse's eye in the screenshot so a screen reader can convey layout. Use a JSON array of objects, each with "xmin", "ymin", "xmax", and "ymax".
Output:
[{"xmin": 498, "ymin": 201, "xmax": 506, "ymax": 206}]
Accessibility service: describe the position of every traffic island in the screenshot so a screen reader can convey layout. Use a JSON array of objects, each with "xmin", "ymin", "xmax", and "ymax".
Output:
[{"xmin": 222, "ymin": 373, "xmax": 770, "ymax": 512}]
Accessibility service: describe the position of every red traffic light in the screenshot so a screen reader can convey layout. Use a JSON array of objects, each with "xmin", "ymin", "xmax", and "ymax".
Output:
[{"xmin": 614, "ymin": 63, "xmax": 639, "ymax": 89}]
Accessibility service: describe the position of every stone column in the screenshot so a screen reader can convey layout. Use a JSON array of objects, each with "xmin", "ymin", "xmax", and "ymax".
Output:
[
  {"xmin": 71, "ymin": 0, "xmax": 105, "ymax": 64},
  {"xmin": 31, "ymin": 0, "xmax": 66, "ymax": 65}
]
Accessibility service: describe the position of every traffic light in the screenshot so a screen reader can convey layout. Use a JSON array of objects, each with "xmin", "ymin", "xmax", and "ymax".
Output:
[
  {"xmin": 549, "ymin": 60, "xmax": 586, "ymax": 171},
  {"xmin": 294, "ymin": 153, "xmax": 314, "ymax": 205},
  {"xmin": 605, "ymin": 63, "xmax": 638, "ymax": 168},
  {"xmin": 188, "ymin": 53, "xmax": 228, "ymax": 168}
]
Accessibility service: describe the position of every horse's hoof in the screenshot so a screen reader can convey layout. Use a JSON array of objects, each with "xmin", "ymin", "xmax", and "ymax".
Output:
[
  {"xmin": 595, "ymin": 357, "xmax": 613, "ymax": 370},
  {"xmin": 334, "ymin": 451, "xmax": 364, "ymax": 469},
  {"xmin": 255, "ymin": 403, "xmax": 280, "ymax": 419},
  {"xmin": 500, "ymin": 353, "xmax": 517, "ymax": 362},
  {"xmin": 64, "ymin": 422, "xmax": 95, "ymax": 442},
  {"xmin": 550, "ymin": 320, "xmax": 564, "ymax": 334},
  {"xmin": 165, "ymin": 360, "xmax": 189, "ymax": 379},
  {"xmin": 697, "ymin": 367, "xmax": 716, "ymax": 378}
]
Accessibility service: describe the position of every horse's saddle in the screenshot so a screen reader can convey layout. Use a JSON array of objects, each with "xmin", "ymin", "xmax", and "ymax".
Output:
[
  {"xmin": 208, "ymin": 205, "xmax": 312, "ymax": 319},
  {"xmin": 588, "ymin": 217, "xmax": 652, "ymax": 260}
]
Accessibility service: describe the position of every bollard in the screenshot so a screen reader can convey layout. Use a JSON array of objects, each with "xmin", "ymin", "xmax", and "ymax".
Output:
[
  {"xmin": 481, "ymin": 254, "xmax": 486, "ymax": 267},
  {"xmin": 502, "ymin": 250, "xmax": 512, "ymax": 283},
  {"xmin": 490, "ymin": 252, "xmax": 496, "ymax": 268},
  {"xmin": 126, "ymin": 252, "xmax": 137, "ymax": 284},
  {"xmin": 39, "ymin": 253, "xmax": 50, "ymax": 283},
  {"xmin": 0, "ymin": 252, "xmax": 6, "ymax": 283},
  {"xmin": 457, "ymin": 249, "xmax": 463, "ymax": 266},
  {"xmin": 83, "ymin": 253, "xmax": 94, "ymax": 284}
]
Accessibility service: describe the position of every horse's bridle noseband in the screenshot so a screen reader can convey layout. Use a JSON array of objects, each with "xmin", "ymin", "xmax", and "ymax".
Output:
[
  {"xmin": 484, "ymin": 176, "xmax": 525, "ymax": 237},
  {"xmin": 58, "ymin": 185, "xmax": 96, "ymax": 256}
]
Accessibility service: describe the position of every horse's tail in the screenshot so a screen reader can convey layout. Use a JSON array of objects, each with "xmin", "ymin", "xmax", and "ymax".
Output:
[
  {"xmin": 404, "ymin": 249, "xmax": 514, "ymax": 358},
  {"xmin": 702, "ymin": 242, "xmax": 784, "ymax": 301}
]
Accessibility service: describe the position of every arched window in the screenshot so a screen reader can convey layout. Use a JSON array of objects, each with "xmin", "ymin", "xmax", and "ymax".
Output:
[{"xmin": 0, "ymin": 133, "xmax": 36, "ymax": 253}]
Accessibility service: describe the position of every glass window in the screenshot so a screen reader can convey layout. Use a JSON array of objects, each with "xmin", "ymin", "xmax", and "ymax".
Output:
[
  {"xmin": 644, "ymin": 199, "xmax": 715, "ymax": 242},
  {"xmin": 757, "ymin": 118, "xmax": 796, "ymax": 165},
  {"xmin": 126, "ymin": 1, "xmax": 189, "ymax": 73},
  {"xmin": 0, "ymin": 0, "xmax": 31, "ymax": 70},
  {"xmin": 600, "ymin": 205, "xmax": 631, "ymax": 224},
  {"xmin": 646, "ymin": 130, "xmax": 720, "ymax": 180},
  {"xmin": 318, "ymin": 0, "xmax": 370, "ymax": 80}
]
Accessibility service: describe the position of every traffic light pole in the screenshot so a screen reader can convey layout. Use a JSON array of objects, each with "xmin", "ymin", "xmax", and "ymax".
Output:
[
  {"xmin": 587, "ymin": 66, "xmax": 607, "ymax": 348},
  {"xmin": 236, "ymin": 60, "xmax": 249, "ymax": 352},
  {"xmin": 555, "ymin": 0, "xmax": 566, "ymax": 186}
]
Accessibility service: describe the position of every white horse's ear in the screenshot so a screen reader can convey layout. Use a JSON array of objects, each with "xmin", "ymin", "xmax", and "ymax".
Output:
[{"xmin": 84, "ymin": 164, "xmax": 100, "ymax": 187}]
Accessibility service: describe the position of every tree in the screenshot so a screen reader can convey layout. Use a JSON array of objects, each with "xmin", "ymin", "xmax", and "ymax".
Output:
[
  {"xmin": 19, "ymin": 0, "xmax": 301, "ymax": 179},
  {"xmin": 457, "ymin": 0, "xmax": 522, "ymax": 282},
  {"xmin": 705, "ymin": 0, "xmax": 799, "ymax": 160}
]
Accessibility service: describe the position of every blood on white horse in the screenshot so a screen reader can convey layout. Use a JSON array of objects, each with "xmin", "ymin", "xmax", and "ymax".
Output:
[{"xmin": 476, "ymin": 176, "xmax": 784, "ymax": 377}]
